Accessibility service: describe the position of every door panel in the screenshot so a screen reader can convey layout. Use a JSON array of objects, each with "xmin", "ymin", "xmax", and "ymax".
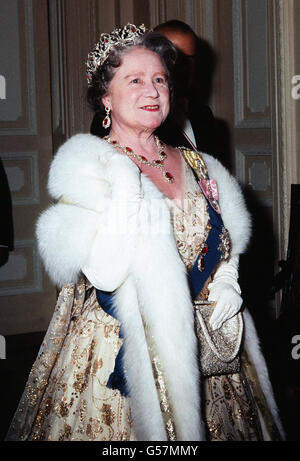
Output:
[{"xmin": 0, "ymin": 0, "xmax": 56, "ymax": 335}]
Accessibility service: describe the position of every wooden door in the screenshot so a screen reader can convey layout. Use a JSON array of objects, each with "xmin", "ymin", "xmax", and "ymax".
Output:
[{"xmin": 0, "ymin": 0, "xmax": 56, "ymax": 335}]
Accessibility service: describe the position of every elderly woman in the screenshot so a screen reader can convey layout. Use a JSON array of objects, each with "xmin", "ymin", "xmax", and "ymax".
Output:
[{"xmin": 6, "ymin": 24, "xmax": 284, "ymax": 442}]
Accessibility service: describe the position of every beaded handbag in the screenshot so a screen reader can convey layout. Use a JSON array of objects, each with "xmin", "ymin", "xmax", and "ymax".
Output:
[{"xmin": 195, "ymin": 300, "xmax": 243, "ymax": 377}]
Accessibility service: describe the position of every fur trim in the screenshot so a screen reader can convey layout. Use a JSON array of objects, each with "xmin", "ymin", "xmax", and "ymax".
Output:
[
  {"xmin": 203, "ymin": 154, "xmax": 252, "ymax": 255},
  {"xmin": 114, "ymin": 278, "xmax": 168, "ymax": 440},
  {"xmin": 243, "ymin": 309, "xmax": 285, "ymax": 439},
  {"xmin": 36, "ymin": 203, "xmax": 99, "ymax": 286},
  {"xmin": 48, "ymin": 133, "xmax": 141, "ymax": 212},
  {"xmin": 48, "ymin": 134, "xmax": 111, "ymax": 210},
  {"xmin": 132, "ymin": 175, "xmax": 204, "ymax": 440},
  {"xmin": 38, "ymin": 134, "xmax": 142, "ymax": 288}
]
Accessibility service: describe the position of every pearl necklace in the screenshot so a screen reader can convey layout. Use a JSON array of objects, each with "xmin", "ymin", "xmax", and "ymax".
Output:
[{"xmin": 104, "ymin": 135, "xmax": 175, "ymax": 183}]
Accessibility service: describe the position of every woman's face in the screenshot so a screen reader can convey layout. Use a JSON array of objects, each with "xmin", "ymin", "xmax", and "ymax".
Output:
[{"xmin": 102, "ymin": 47, "xmax": 170, "ymax": 133}]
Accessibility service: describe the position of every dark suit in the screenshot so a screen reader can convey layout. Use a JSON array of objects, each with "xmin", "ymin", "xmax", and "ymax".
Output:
[{"xmin": 156, "ymin": 102, "xmax": 232, "ymax": 170}]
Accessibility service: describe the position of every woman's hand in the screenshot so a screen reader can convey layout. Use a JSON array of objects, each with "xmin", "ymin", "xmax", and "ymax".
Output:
[
  {"xmin": 208, "ymin": 281, "xmax": 243, "ymax": 330},
  {"xmin": 207, "ymin": 255, "xmax": 243, "ymax": 331}
]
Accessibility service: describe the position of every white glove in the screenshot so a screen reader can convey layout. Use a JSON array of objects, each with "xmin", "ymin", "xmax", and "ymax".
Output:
[
  {"xmin": 208, "ymin": 255, "xmax": 243, "ymax": 331},
  {"xmin": 82, "ymin": 157, "xmax": 142, "ymax": 292}
]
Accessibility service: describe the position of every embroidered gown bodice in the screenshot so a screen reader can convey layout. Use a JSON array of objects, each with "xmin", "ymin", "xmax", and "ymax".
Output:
[{"xmin": 165, "ymin": 157, "xmax": 210, "ymax": 272}]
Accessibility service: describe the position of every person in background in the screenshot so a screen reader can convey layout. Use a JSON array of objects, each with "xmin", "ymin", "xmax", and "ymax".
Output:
[
  {"xmin": 154, "ymin": 20, "xmax": 232, "ymax": 169},
  {"xmin": 0, "ymin": 158, "xmax": 14, "ymax": 267}
]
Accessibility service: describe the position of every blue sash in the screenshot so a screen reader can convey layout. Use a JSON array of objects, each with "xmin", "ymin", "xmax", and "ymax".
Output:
[
  {"xmin": 95, "ymin": 289, "xmax": 129, "ymax": 397},
  {"xmin": 188, "ymin": 170, "xmax": 226, "ymax": 299}
]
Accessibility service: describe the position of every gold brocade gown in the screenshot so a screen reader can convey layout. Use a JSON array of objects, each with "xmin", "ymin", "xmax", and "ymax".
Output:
[{"xmin": 6, "ymin": 155, "xmax": 280, "ymax": 441}]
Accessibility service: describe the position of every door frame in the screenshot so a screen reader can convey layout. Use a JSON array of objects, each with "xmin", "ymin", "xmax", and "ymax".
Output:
[{"xmin": 268, "ymin": 0, "xmax": 299, "ymax": 313}]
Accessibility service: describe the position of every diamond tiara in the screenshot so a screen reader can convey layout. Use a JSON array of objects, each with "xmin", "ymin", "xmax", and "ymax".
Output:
[{"xmin": 86, "ymin": 23, "xmax": 147, "ymax": 86}]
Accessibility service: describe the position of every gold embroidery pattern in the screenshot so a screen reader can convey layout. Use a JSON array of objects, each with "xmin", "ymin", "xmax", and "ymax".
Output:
[
  {"xmin": 218, "ymin": 227, "xmax": 231, "ymax": 262},
  {"xmin": 203, "ymin": 367, "xmax": 263, "ymax": 441},
  {"xmin": 152, "ymin": 355, "xmax": 176, "ymax": 441},
  {"xmin": 166, "ymin": 163, "xmax": 210, "ymax": 271},
  {"xmin": 180, "ymin": 148, "xmax": 209, "ymax": 180},
  {"xmin": 6, "ymin": 282, "xmax": 134, "ymax": 441},
  {"xmin": 142, "ymin": 320, "xmax": 177, "ymax": 442},
  {"xmin": 241, "ymin": 349, "xmax": 282, "ymax": 441}
]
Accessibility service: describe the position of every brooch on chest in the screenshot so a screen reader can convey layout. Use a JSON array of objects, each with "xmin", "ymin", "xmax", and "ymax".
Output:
[
  {"xmin": 181, "ymin": 149, "xmax": 221, "ymax": 214},
  {"xmin": 181, "ymin": 148, "xmax": 231, "ymax": 272}
]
